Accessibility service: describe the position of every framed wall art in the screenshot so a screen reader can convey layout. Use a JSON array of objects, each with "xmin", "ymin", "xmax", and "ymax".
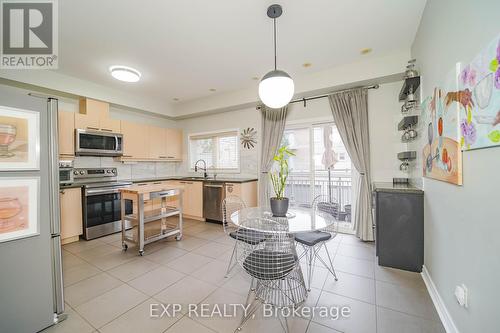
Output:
[
  {"xmin": 422, "ymin": 67, "xmax": 463, "ymax": 185},
  {"xmin": 0, "ymin": 106, "xmax": 40, "ymax": 170},
  {"xmin": 458, "ymin": 33, "xmax": 500, "ymax": 150},
  {"xmin": 0, "ymin": 177, "xmax": 39, "ymax": 243}
]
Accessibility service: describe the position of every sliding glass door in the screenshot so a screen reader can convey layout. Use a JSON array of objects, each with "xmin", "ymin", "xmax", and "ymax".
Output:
[{"xmin": 282, "ymin": 123, "xmax": 354, "ymax": 233}]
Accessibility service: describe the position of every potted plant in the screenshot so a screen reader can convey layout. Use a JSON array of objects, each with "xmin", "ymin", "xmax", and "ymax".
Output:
[{"xmin": 269, "ymin": 145, "xmax": 295, "ymax": 217}]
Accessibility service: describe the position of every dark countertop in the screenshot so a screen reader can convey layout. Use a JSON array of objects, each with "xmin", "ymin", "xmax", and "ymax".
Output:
[
  {"xmin": 60, "ymin": 183, "xmax": 84, "ymax": 189},
  {"xmin": 127, "ymin": 176, "xmax": 258, "ymax": 184},
  {"xmin": 59, "ymin": 176, "xmax": 258, "ymax": 189},
  {"xmin": 372, "ymin": 182, "xmax": 423, "ymax": 194}
]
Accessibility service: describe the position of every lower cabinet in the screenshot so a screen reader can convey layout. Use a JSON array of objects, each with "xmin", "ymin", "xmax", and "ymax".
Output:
[
  {"xmin": 60, "ymin": 187, "xmax": 83, "ymax": 244},
  {"xmin": 374, "ymin": 189, "xmax": 424, "ymax": 272},
  {"xmin": 225, "ymin": 181, "xmax": 258, "ymax": 207},
  {"xmin": 142, "ymin": 180, "xmax": 204, "ymax": 219}
]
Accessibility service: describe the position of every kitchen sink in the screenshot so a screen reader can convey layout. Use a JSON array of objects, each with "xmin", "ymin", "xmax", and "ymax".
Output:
[{"xmin": 181, "ymin": 176, "xmax": 211, "ymax": 181}]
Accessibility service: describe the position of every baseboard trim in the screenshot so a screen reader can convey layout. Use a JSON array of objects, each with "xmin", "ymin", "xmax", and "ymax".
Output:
[{"xmin": 421, "ymin": 265, "xmax": 459, "ymax": 333}]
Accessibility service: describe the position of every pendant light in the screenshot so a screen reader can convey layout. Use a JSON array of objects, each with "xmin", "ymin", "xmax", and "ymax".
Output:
[{"xmin": 258, "ymin": 4, "xmax": 294, "ymax": 109}]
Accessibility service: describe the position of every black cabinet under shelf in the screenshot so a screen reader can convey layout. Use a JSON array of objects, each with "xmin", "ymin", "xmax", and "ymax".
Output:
[{"xmin": 373, "ymin": 184, "xmax": 424, "ymax": 272}]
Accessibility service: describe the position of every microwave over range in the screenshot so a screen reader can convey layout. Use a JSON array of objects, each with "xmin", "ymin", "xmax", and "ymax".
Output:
[{"xmin": 75, "ymin": 129, "xmax": 123, "ymax": 156}]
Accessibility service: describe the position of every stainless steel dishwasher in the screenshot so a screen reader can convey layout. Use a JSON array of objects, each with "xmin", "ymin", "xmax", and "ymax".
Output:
[{"xmin": 203, "ymin": 181, "xmax": 225, "ymax": 222}]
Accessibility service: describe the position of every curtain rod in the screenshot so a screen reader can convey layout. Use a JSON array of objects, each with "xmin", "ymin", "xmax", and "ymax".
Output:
[{"xmin": 256, "ymin": 84, "xmax": 379, "ymax": 109}]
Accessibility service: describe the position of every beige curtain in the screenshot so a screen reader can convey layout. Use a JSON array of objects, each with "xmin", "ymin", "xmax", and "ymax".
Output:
[
  {"xmin": 259, "ymin": 105, "xmax": 288, "ymax": 205},
  {"xmin": 328, "ymin": 89, "xmax": 374, "ymax": 241}
]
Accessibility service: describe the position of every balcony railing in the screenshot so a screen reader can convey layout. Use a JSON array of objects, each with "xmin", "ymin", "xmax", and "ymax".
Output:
[{"xmin": 284, "ymin": 170, "xmax": 352, "ymax": 223}]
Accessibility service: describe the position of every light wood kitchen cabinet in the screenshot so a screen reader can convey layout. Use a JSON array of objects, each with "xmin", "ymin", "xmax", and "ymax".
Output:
[
  {"xmin": 162, "ymin": 180, "xmax": 203, "ymax": 218},
  {"xmin": 165, "ymin": 128, "xmax": 182, "ymax": 160},
  {"xmin": 60, "ymin": 187, "xmax": 83, "ymax": 244},
  {"xmin": 74, "ymin": 112, "xmax": 100, "ymax": 131},
  {"xmin": 99, "ymin": 117, "xmax": 121, "ymax": 133},
  {"xmin": 75, "ymin": 98, "xmax": 121, "ymax": 133},
  {"xmin": 58, "ymin": 111, "xmax": 75, "ymax": 157},
  {"xmin": 226, "ymin": 181, "xmax": 258, "ymax": 207},
  {"xmin": 120, "ymin": 120, "xmax": 149, "ymax": 159},
  {"xmin": 148, "ymin": 127, "xmax": 182, "ymax": 161},
  {"xmin": 148, "ymin": 126, "xmax": 167, "ymax": 159},
  {"xmin": 182, "ymin": 181, "xmax": 203, "ymax": 217},
  {"xmin": 80, "ymin": 98, "xmax": 109, "ymax": 117}
]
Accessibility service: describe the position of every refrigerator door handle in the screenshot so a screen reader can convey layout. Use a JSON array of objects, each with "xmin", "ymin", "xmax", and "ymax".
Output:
[
  {"xmin": 48, "ymin": 98, "xmax": 61, "ymax": 235},
  {"xmin": 51, "ymin": 236, "xmax": 65, "ymax": 317}
]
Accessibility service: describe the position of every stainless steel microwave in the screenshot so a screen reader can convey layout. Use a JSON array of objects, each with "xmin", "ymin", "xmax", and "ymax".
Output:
[{"xmin": 75, "ymin": 129, "xmax": 123, "ymax": 156}]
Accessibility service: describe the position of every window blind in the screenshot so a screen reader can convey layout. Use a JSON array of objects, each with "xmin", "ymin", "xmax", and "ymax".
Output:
[{"xmin": 189, "ymin": 130, "xmax": 239, "ymax": 170}]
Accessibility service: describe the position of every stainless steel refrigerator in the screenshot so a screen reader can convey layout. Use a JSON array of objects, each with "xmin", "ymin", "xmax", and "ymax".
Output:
[{"xmin": 0, "ymin": 83, "xmax": 65, "ymax": 332}]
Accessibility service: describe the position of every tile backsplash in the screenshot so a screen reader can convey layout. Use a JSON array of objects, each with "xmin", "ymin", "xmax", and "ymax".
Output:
[{"xmin": 74, "ymin": 157, "xmax": 179, "ymax": 180}]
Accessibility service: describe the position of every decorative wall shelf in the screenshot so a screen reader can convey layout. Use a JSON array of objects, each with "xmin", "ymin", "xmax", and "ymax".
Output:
[
  {"xmin": 398, "ymin": 116, "xmax": 419, "ymax": 131},
  {"xmin": 398, "ymin": 76, "xmax": 421, "ymax": 101},
  {"xmin": 397, "ymin": 151, "xmax": 417, "ymax": 161}
]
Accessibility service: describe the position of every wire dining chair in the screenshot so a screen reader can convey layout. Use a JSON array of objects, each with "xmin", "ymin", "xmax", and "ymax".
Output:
[
  {"xmin": 235, "ymin": 218, "xmax": 307, "ymax": 332},
  {"xmin": 294, "ymin": 195, "xmax": 339, "ymax": 291},
  {"xmin": 221, "ymin": 196, "xmax": 266, "ymax": 277}
]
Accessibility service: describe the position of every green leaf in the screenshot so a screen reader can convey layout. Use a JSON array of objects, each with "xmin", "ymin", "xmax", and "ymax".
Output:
[
  {"xmin": 490, "ymin": 59, "xmax": 499, "ymax": 72},
  {"xmin": 488, "ymin": 130, "xmax": 500, "ymax": 143}
]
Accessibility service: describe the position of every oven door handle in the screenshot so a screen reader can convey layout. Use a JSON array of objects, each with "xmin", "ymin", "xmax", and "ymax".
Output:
[{"xmin": 85, "ymin": 188, "xmax": 121, "ymax": 196}]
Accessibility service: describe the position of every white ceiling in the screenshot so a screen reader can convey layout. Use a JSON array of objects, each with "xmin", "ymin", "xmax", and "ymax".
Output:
[{"xmin": 53, "ymin": 0, "xmax": 425, "ymax": 114}]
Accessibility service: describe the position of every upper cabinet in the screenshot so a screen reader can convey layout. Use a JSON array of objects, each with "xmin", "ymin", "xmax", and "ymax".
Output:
[
  {"xmin": 147, "ymin": 127, "xmax": 183, "ymax": 160},
  {"xmin": 148, "ymin": 126, "xmax": 167, "ymax": 159},
  {"xmin": 75, "ymin": 98, "xmax": 121, "ymax": 133},
  {"xmin": 165, "ymin": 128, "xmax": 182, "ymax": 160},
  {"xmin": 121, "ymin": 121, "xmax": 149, "ymax": 159},
  {"xmin": 58, "ymin": 98, "xmax": 182, "ymax": 161},
  {"xmin": 58, "ymin": 111, "xmax": 75, "ymax": 157}
]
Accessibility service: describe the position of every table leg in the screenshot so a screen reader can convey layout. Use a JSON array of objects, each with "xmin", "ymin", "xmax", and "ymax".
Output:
[
  {"xmin": 121, "ymin": 194, "xmax": 126, "ymax": 250},
  {"xmin": 176, "ymin": 191, "xmax": 183, "ymax": 241},
  {"xmin": 138, "ymin": 193, "xmax": 145, "ymax": 256}
]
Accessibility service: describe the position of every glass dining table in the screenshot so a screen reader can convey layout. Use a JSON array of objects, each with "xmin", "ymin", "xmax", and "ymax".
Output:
[
  {"xmin": 230, "ymin": 206, "xmax": 336, "ymax": 233},
  {"xmin": 230, "ymin": 206, "xmax": 336, "ymax": 307}
]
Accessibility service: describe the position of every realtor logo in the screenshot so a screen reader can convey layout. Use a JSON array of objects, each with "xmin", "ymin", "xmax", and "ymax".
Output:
[{"xmin": 1, "ymin": 0, "xmax": 58, "ymax": 68}]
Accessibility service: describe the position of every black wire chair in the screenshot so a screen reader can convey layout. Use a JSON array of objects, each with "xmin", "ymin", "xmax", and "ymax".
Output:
[
  {"xmin": 294, "ymin": 195, "xmax": 339, "ymax": 291},
  {"xmin": 221, "ymin": 196, "xmax": 266, "ymax": 277},
  {"xmin": 235, "ymin": 218, "xmax": 307, "ymax": 332}
]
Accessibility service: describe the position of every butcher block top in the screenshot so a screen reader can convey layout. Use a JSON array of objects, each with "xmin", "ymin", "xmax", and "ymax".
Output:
[{"xmin": 119, "ymin": 183, "xmax": 184, "ymax": 201}]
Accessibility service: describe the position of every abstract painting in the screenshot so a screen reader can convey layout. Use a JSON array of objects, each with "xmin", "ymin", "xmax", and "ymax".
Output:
[
  {"xmin": 0, "ymin": 106, "xmax": 40, "ymax": 170},
  {"xmin": 0, "ymin": 178, "xmax": 39, "ymax": 243},
  {"xmin": 458, "ymin": 33, "xmax": 500, "ymax": 150},
  {"xmin": 422, "ymin": 67, "xmax": 463, "ymax": 185}
]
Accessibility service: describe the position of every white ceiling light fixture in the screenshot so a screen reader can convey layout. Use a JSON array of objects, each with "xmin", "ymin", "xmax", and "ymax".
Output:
[
  {"xmin": 258, "ymin": 4, "xmax": 294, "ymax": 109},
  {"xmin": 109, "ymin": 65, "xmax": 141, "ymax": 82}
]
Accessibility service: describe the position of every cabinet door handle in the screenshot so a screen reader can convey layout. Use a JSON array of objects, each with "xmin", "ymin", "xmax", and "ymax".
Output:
[
  {"xmin": 167, "ymin": 156, "xmax": 175, "ymax": 159},
  {"xmin": 159, "ymin": 156, "xmax": 167, "ymax": 159},
  {"xmin": 138, "ymin": 183, "xmax": 147, "ymax": 186},
  {"xmin": 153, "ymin": 182, "xmax": 162, "ymax": 185},
  {"xmin": 123, "ymin": 155, "xmax": 133, "ymax": 158},
  {"xmin": 86, "ymin": 126, "xmax": 99, "ymax": 130},
  {"xmin": 101, "ymin": 128, "xmax": 113, "ymax": 132}
]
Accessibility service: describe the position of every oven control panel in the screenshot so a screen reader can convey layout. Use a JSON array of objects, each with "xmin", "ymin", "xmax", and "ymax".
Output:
[{"xmin": 73, "ymin": 168, "xmax": 117, "ymax": 179}]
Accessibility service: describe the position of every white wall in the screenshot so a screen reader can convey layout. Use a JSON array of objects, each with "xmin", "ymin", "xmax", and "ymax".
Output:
[
  {"xmin": 177, "ymin": 81, "xmax": 404, "ymax": 182},
  {"xmin": 411, "ymin": 0, "xmax": 500, "ymax": 331}
]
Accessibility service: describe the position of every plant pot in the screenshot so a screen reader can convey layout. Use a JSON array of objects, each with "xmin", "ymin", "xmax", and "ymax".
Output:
[{"xmin": 270, "ymin": 197, "xmax": 289, "ymax": 217}]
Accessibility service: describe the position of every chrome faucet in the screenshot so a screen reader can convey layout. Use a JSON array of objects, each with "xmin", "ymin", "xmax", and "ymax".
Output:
[{"xmin": 194, "ymin": 159, "xmax": 208, "ymax": 178}]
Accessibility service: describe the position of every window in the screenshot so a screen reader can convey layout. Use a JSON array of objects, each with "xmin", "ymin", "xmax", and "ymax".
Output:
[{"xmin": 189, "ymin": 130, "xmax": 239, "ymax": 171}]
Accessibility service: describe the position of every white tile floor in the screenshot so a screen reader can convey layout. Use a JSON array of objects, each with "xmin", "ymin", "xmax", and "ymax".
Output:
[{"xmin": 42, "ymin": 218, "xmax": 445, "ymax": 333}]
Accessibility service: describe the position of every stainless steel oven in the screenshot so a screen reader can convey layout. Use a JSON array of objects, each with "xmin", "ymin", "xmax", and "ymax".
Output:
[
  {"xmin": 83, "ymin": 183, "xmax": 133, "ymax": 240},
  {"xmin": 73, "ymin": 168, "xmax": 133, "ymax": 240},
  {"xmin": 75, "ymin": 129, "xmax": 123, "ymax": 156}
]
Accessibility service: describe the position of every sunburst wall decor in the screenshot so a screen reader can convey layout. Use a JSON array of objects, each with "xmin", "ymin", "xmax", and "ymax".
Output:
[{"xmin": 240, "ymin": 127, "xmax": 257, "ymax": 149}]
